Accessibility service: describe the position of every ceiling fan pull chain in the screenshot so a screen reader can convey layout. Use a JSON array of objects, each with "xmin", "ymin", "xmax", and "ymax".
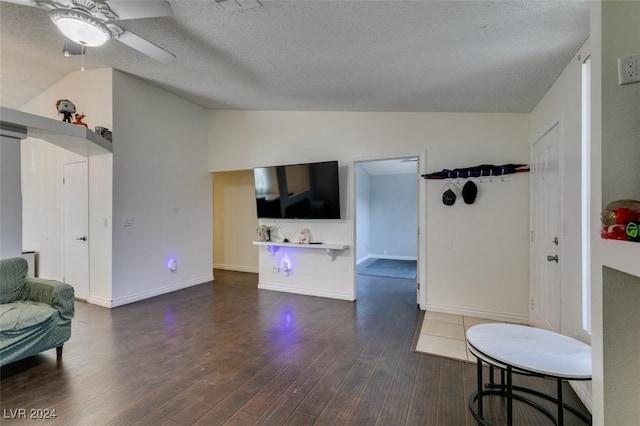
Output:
[{"xmin": 80, "ymin": 44, "xmax": 85, "ymax": 71}]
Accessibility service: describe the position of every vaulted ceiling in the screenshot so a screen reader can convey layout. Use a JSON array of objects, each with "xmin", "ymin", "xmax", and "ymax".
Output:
[{"xmin": 0, "ymin": 0, "xmax": 589, "ymax": 112}]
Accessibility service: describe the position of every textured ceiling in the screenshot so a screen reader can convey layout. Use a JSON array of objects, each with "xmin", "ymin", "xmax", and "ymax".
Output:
[{"xmin": 0, "ymin": 0, "xmax": 589, "ymax": 112}]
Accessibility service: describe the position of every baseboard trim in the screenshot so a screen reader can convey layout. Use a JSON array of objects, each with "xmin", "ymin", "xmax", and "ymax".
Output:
[
  {"xmin": 357, "ymin": 254, "xmax": 417, "ymax": 264},
  {"xmin": 425, "ymin": 303, "xmax": 529, "ymax": 325},
  {"xmin": 258, "ymin": 282, "xmax": 354, "ymax": 301},
  {"xmin": 569, "ymin": 381, "xmax": 592, "ymax": 414},
  {"xmin": 88, "ymin": 275, "xmax": 214, "ymax": 308},
  {"xmin": 213, "ymin": 263, "xmax": 258, "ymax": 273},
  {"xmin": 369, "ymin": 254, "xmax": 418, "ymax": 261},
  {"xmin": 86, "ymin": 295, "xmax": 112, "ymax": 308}
]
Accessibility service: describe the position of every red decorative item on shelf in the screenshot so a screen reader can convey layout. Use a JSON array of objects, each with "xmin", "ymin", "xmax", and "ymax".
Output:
[
  {"xmin": 72, "ymin": 113, "xmax": 88, "ymax": 128},
  {"xmin": 601, "ymin": 200, "xmax": 640, "ymax": 242}
]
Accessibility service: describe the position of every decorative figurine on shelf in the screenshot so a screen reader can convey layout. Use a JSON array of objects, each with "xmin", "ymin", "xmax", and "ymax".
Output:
[
  {"xmin": 72, "ymin": 113, "xmax": 88, "ymax": 128},
  {"xmin": 601, "ymin": 199, "xmax": 640, "ymax": 242},
  {"xmin": 298, "ymin": 228, "xmax": 310, "ymax": 244},
  {"xmin": 257, "ymin": 225, "xmax": 271, "ymax": 242},
  {"xmin": 95, "ymin": 126, "xmax": 113, "ymax": 142},
  {"xmin": 56, "ymin": 99, "xmax": 76, "ymax": 123}
]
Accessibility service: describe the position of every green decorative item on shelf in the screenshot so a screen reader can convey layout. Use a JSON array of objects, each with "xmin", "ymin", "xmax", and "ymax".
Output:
[
  {"xmin": 627, "ymin": 222, "xmax": 639, "ymax": 241},
  {"xmin": 256, "ymin": 225, "xmax": 271, "ymax": 242},
  {"xmin": 601, "ymin": 199, "xmax": 640, "ymax": 242}
]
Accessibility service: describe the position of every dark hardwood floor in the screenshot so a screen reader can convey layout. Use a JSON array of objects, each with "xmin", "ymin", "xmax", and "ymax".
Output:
[{"xmin": 1, "ymin": 270, "xmax": 590, "ymax": 425}]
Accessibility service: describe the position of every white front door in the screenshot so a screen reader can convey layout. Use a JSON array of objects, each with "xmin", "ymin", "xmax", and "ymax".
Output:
[
  {"xmin": 63, "ymin": 161, "xmax": 89, "ymax": 300},
  {"xmin": 531, "ymin": 123, "xmax": 561, "ymax": 332}
]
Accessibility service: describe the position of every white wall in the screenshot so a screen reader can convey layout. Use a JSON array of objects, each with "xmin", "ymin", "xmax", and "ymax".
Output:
[
  {"xmin": 20, "ymin": 138, "xmax": 85, "ymax": 280},
  {"xmin": 88, "ymin": 154, "xmax": 112, "ymax": 301},
  {"xmin": 595, "ymin": 2, "xmax": 640, "ymax": 425},
  {"xmin": 530, "ymin": 33, "xmax": 594, "ymax": 411},
  {"xmin": 355, "ymin": 164, "xmax": 371, "ymax": 263},
  {"xmin": 530, "ymin": 36, "xmax": 592, "ymax": 342},
  {"xmin": 20, "ymin": 68, "xmax": 113, "ymax": 299},
  {"xmin": 209, "ymin": 111, "xmax": 530, "ymax": 321},
  {"xmin": 111, "ymin": 70, "xmax": 212, "ymax": 305},
  {"xmin": 18, "ymin": 67, "xmax": 213, "ymax": 306},
  {"xmin": 369, "ymin": 173, "xmax": 416, "ymax": 258},
  {"xmin": 0, "ymin": 135, "xmax": 23, "ymax": 259},
  {"xmin": 601, "ymin": 3, "xmax": 640, "ymax": 205},
  {"xmin": 20, "ymin": 68, "xmax": 114, "ymax": 129},
  {"xmin": 213, "ymin": 170, "xmax": 258, "ymax": 273}
]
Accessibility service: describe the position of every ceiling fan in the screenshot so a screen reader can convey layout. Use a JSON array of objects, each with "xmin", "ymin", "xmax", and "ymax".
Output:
[{"xmin": 3, "ymin": 0, "xmax": 175, "ymax": 63}]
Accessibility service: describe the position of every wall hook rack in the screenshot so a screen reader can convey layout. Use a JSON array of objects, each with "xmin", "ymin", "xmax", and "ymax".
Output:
[{"xmin": 422, "ymin": 163, "xmax": 530, "ymax": 180}]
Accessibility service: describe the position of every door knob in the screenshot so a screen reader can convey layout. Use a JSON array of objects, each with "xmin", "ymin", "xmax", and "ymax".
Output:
[
  {"xmin": 76, "ymin": 236, "xmax": 87, "ymax": 241},
  {"xmin": 547, "ymin": 255, "xmax": 558, "ymax": 263}
]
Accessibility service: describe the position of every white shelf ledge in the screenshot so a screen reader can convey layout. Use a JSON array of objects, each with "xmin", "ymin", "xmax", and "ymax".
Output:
[
  {"xmin": 0, "ymin": 106, "xmax": 112, "ymax": 156},
  {"xmin": 599, "ymin": 239, "xmax": 640, "ymax": 279},
  {"xmin": 252, "ymin": 241, "xmax": 348, "ymax": 260}
]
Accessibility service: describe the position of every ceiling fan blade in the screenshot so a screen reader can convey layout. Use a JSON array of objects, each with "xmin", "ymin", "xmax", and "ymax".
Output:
[
  {"xmin": 104, "ymin": 0, "xmax": 172, "ymax": 20},
  {"xmin": 116, "ymin": 29, "xmax": 175, "ymax": 64},
  {"xmin": 0, "ymin": 0, "xmax": 40, "ymax": 6}
]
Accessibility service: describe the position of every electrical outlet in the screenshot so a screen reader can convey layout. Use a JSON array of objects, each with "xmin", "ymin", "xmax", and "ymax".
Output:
[{"xmin": 618, "ymin": 54, "xmax": 640, "ymax": 85}]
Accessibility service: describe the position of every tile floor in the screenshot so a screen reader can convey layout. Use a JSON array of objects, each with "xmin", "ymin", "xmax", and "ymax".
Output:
[{"xmin": 415, "ymin": 311, "xmax": 514, "ymax": 363}]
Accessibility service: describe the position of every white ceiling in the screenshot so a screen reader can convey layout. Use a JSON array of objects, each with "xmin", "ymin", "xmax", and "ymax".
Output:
[{"xmin": 0, "ymin": 0, "xmax": 589, "ymax": 112}]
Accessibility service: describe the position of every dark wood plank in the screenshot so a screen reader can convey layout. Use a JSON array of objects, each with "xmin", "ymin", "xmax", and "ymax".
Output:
[
  {"xmin": 255, "ymin": 390, "xmax": 306, "ymax": 425},
  {"xmin": 284, "ymin": 410, "xmax": 316, "ymax": 425},
  {"xmin": 406, "ymin": 354, "xmax": 441, "ymax": 425},
  {"xmin": 436, "ymin": 358, "xmax": 466, "ymax": 425},
  {"xmin": 223, "ymin": 410, "xmax": 261, "ymax": 425}
]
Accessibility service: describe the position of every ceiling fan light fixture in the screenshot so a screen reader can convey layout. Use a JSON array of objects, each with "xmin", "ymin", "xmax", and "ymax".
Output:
[{"xmin": 49, "ymin": 9, "xmax": 111, "ymax": 47}]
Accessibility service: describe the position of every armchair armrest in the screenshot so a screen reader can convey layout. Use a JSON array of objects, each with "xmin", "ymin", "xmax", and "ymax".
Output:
[{"xmin": 21, "ymin": 278, "xmax": 75, "ymax": 322}]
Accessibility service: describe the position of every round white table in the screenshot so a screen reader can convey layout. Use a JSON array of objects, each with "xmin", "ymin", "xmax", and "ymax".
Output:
[{"xmin": 466, "ymin": 323, "xmax": 591, "ymax": 426}]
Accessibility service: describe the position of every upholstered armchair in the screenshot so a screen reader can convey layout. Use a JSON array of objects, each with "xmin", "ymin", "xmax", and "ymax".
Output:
[{"xmin": 0, "ymin": 257, "xmax": 74, "ymax": 367}]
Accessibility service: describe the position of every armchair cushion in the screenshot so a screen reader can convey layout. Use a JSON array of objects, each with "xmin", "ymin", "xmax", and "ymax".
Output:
[
  {"xmin": 22, "ymin": 278, "xmax": 75, "ymax": 322},
  {"xmin": 0, "ymin": 301, "xmax": 56, "ymax": 332},
  {"xmin": 0, "ymin": 257, "xmax": 28, "ymax": 304}
]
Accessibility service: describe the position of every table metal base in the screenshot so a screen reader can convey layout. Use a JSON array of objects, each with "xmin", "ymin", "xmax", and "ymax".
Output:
[{"xmin": 469, "ymin": 361, "xmax": 592, "ymax": 426}]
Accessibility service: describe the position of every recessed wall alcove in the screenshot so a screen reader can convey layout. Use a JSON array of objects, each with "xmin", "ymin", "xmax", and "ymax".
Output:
[{"xmin": 602, "ymin": 267, "xmax": 640, "ymax": 425}]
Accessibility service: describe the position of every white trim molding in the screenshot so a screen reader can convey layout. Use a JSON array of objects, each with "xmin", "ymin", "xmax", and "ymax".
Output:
[
  {"xmin": 88, "ymin": 275, "xmax": 213, "ymax": 308},
  {"xmin": 258, "ymin": 282, "xmax": 353, "ymax": 301},
  {"xmin": 426, "ymin": 303, "xmax": 530, "ymax": 325},
  {"xmin": 213, "ymin": 263, "xmax": 258, "ymax": 274}
]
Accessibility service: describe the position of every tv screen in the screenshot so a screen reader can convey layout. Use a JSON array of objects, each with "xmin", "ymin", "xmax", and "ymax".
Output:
[{"xmin": 253, "ymin": 161, "xmax": 341, "ymax": 219}]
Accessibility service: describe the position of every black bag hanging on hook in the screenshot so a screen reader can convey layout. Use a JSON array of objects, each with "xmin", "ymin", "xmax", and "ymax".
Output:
[
  {"xmin": 462, "ymin": 181, "xmax": 478, "ymax": 204},
  {"xmin": 442, "ymin": 182, "xmax": 457, "ymax": 206}
]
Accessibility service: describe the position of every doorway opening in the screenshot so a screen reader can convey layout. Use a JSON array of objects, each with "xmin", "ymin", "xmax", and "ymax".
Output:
[{"xmin": 354, "ymin": 157, "xmax": 421, "ymax": 307}]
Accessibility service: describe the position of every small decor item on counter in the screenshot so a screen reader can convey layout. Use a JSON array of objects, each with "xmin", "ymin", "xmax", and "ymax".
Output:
[
  {"xmin": 56, "ymin": 99, "xmax": 76, "ymax": 123},
  {"xmin": 298, "ymin": 228, "xmax": 310, "ymax": 244},
  {"xmin": 95, "ymin": 126, "xmax": 113, "ymax": 142},
  {"xmin": 72, "ymin": 113, "xmax": 88, "ymax": 127},
  {"xmin": 256, "ymin": 225, "xmax": 271, "ymax": 242},
  {"xmin": 601, "ymin": 199, "xmax": 640, "ymax": 242}
]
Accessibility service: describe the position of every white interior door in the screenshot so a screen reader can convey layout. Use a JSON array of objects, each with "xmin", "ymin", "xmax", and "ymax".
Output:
[
  {"xmin": 531, "ymin": 123, "xmax": 561, "ymax": 332},
  {"xmin": 63, "ymin": 161, "xmax": 89, "ymax": 300}
]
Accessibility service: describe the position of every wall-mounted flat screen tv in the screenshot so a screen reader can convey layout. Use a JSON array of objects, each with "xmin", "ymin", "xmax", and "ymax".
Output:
[{"xmin": 253, "ymin": 160, "xmax": 341, "ymax": 219}]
